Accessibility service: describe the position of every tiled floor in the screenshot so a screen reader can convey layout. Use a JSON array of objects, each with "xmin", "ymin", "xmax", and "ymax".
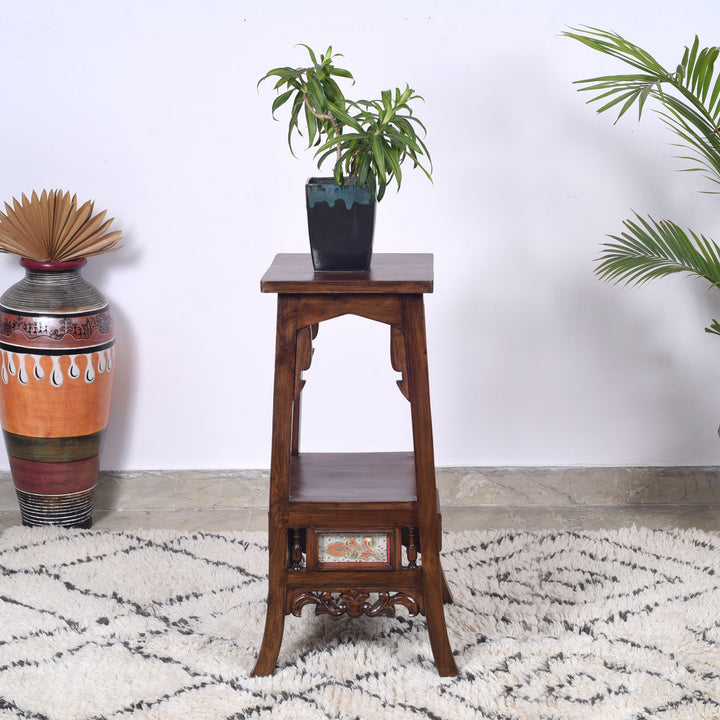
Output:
[{"xmin": 1, "ymin": 466, "xmax": 718, "ymax": 532}]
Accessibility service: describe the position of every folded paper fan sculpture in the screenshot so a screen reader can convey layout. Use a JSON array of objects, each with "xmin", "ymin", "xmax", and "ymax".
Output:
[{"xmin": 0, "ymin": 189, "xmax": 122, "ymax": 262}]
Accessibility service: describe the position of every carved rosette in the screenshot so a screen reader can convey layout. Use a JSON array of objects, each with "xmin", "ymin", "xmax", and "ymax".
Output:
[{"xmin": 289, "ymin": 590, "xmax": 421, "ymax": 618}]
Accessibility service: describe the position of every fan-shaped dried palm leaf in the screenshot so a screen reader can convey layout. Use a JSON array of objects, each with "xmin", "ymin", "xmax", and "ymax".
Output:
[{"xmin": 0, "ymin": 189, "xmax": 122, "ymax": 262}]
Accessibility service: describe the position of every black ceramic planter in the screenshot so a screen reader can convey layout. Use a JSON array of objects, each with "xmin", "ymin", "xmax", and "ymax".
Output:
[{"xmin": 305, "ymin": 178, "xmax": 376, "ymax": 271}]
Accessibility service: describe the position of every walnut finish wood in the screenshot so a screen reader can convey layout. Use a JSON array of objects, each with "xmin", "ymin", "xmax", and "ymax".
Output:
[
  {"xmin": 287, "ymin": 504, "xmax": 417, "ymax": 527},
  {"xmin": 260, "ymin": 253, "xmax": 433, "ymax": 294},
  {"xmin": 290, "ymin": 452, "xmax": 417, "ymax": 502},
  {"xmin": 288, "ymin": 589, "xmax": 421, "ymax": 618},
  {"xmin": 286, "ymin": 569, "xmax": 423, "ymax": 589},
  {"xmin": 252, "ymin": 295, "xmax": 297, "ymax": 677},
  {"xmin": 252, "ymin": 253, "xmax": 458, "ymax": 678},
  {"xmin": 401, "ymin": 293, "xmax": 456, "ymax": 675}
]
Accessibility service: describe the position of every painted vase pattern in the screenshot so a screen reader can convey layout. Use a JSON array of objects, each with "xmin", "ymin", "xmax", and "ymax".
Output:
[{"xmin": 0, "ymin": 258, "xmax": 114, "ymax": 527}]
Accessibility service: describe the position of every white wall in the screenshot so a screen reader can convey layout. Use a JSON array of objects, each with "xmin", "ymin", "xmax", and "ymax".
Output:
[{"xmin": 0, "ymin": 0, "xmax": 719, "ymax": 470}]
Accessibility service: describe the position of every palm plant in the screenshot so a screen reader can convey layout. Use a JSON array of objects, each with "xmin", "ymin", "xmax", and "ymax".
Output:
[
  {"xmin": 563, "ymin": 26, "xmax": 720, "ymax": 335},
  {"xmin": 259, "ymin": 45, "xmax": 432, "ymax": 201}
]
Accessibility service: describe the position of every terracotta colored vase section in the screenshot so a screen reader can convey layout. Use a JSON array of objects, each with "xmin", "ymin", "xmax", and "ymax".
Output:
[{"xmin": 0, "ymin": 258, "xmax": 114, "ymax": 527}]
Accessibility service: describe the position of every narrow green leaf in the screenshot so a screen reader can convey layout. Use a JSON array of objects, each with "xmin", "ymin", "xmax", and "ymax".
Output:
[
  {"xmin": 372, "ymin": 134, "xmax": 386, "ymax": 178},
  {"xmin": 271, "ymin": 89, "xmax": 295, "ymax": 115},
  {"xmin": 384, "ymin": 146, "xmax": 403, "ymax": 188}
]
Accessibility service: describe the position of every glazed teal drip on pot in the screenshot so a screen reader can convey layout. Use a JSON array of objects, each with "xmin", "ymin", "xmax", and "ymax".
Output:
[{"xmin": 306, "ymin": 179, "xmax": 372, "ymax": 209}]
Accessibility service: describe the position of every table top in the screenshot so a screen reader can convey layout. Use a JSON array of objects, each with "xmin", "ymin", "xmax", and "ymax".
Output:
[{"xmin": 260, "ymin": 253, "xmax": 434, "ymax": 294}]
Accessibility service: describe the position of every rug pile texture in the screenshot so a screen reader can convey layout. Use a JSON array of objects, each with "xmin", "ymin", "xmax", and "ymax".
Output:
[{"xmin": 0, "ymin": 526, "xmax": 719, "ymax": 719}]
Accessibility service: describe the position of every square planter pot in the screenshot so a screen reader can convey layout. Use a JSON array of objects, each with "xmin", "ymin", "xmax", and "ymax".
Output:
[{"xmin": 305, "ymin": 178, "xmax": 376, "ymax": 271}]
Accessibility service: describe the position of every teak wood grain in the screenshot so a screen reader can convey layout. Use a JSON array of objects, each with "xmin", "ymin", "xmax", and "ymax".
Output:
[
  {"xmin": 252, "ymin": 253, "xmax": 458, "ymax": 678},
  {"xmin": 290, "ymin": 452, "xmax": 417, "ymax": 502},
  {"xmin": 260, "ymin": 253, "xmax": 433, "ymax": 294}
]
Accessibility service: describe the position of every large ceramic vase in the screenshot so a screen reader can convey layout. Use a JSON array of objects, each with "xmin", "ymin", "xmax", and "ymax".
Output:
[
  {"xmin": 0, "ymin": 258, "xmax": 114, "ymax": 528},
  {"xmin": 305, "ymin": 177, "xmax": 376, "ymax": 271}
]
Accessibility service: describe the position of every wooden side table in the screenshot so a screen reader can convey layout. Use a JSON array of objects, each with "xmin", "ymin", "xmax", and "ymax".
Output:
[{"xmin": 252, "ymin": 253, "xmax": 458, "ymax": 677}]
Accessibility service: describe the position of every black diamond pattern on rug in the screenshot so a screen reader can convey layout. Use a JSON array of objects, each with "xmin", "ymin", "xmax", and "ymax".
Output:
[{"xmin": 1, "ymin": 526, "xmax": 719, "ymax": 719}]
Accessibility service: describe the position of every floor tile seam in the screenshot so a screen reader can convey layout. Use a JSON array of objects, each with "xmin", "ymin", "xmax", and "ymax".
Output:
[{"xmin": 92, "ymin": 502, "xmax": 716, "ymax": 512}]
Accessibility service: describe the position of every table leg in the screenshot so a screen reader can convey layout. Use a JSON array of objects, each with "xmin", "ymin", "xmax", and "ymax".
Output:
[
  {"xmin": 441, "ymin": 568, "xmax": 453, "ymax": 604},
  {"xmin": 252, "ymin": 296, "xmax": 298, "ymax": 677},
  {"xmin": 403, "ymin": 295, "xmax": 458, "ymax": 677}
]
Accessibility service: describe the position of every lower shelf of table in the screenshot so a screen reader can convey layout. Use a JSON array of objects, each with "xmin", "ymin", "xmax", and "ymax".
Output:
[
  {"xmin": 285, "ymin": 451, "xmax": 445, "ymax": 529},
  {"xmin": 287, "ymin": 451, "xmax": 418, "ymax": 525},
  {"xmin": 289, "ymin": 451, "xmax": 418, "ymax": 503}
]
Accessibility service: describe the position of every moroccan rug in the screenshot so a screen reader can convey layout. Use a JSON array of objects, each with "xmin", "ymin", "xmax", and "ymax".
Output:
[{"xmin": 0, "ymin": 526, "xmax": 719, "ymax": 720}]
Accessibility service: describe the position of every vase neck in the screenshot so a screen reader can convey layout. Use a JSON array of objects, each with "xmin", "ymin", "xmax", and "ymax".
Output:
[
  {"xmin": 1, "ymin": 257, "xmax": 107, "ymax": 314},
  {"xmin": 20, "ymin": 258, "xmax": 87, "ymax": 272}
]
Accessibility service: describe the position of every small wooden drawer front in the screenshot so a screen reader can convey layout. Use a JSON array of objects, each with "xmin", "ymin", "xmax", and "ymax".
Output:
[{"xmin": 308, "ymin": 528, "xmax": 402, "ymax": 570}]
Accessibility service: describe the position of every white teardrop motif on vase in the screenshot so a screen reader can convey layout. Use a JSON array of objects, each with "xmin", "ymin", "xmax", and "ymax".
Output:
[
  {"xmin": 84, "ymin": 354, "xmax": 95, "ymax": 384},
  {"xmin": 16, "ymin": 354, "xmax": 28, "ymax": 386},
  {"xmin": 68, "ymin": 355, "xmax": 80, "ymax": 380},
  {"xmin": 32, "ymin": 355, "xmax": 45, "ymax": 381},
  {"xmin": 50, "ymin": 356, "xmax": 64, "ymax": 387},
  {"xmin": 0, "ymin": 351, "xmax": 107, "ymax": 386}
]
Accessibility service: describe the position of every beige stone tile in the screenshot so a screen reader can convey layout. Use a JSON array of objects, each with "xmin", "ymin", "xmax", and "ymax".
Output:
[
  {"xmin": 4, "ymin": 467, "xmax": 720, "ymax": 520},
  {"xmin": 0, "ymin": 508, "xmax": 255, "ymax": 533},
  {"xmin": 627, "ymin": 467, "xmax": 720, "ymax": 505},
  {"xmin": 441, "ymin": 504, "xmax": 720, "ymax": 533},
  {"xmin": 3, "ymin": 504, "xmax": 719, "ymax": 535},
  {"xmin": 0, "ymin": 474, "xmax": 16, "ymax": 511},
  {"xmin": 247, "ymin": 508, "xmax": 269, "ymax": 532},
  {"xmin": 435, "ymin": 467, "xmax": 630, "ymax": 506},
  {"xmin": 441, "ymin": 505, "xmax": 586, "ymax": 532},
  {"xmin": 94, "ymin": 470, "xmax": 268, "ymax": 510},
  {"xmin": 0, "ymin": 509, "xmax": 20, "ymax": 531},
  {"xmin": 574, "ymin": 504, "xmax": 720, "ymax": 532},
  {"xmin": 91, "ymin": 508, "xmax": 253, "ymax": 532},
  {"xmin": 3, "ymin": 466, "xmax": 719, "ymax": 537}
]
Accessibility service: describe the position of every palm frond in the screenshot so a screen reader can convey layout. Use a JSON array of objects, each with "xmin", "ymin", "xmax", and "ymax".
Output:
[
  {"xmin": 596, "ymin": 213, "xmax": 720, "ymax": 288},
  {"xmin": 597, "ymin": 213, "xmax": 720, "ymax": 334},
  {"xmin": 564, "ymin": 26, "xmax": 720, "ymax": 186},
  {"xmin": 566, "ymin": 27, "xmax": 720, "ymax": 337}
]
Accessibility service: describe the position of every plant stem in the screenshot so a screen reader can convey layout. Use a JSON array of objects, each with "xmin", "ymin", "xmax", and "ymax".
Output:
[{"xmin": 303, "ymin": 95, "xmax": 342, "ymax": 163}]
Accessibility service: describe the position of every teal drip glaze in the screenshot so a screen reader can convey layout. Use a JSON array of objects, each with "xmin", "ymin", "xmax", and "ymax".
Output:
[{"xmin": 306, "ymin": 179, "xmax": 372, "ymax": 209}]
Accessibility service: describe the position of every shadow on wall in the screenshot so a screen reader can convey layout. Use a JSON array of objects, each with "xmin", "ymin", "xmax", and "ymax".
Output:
[
  {"xmin": 438, "ymin": 250, "xmax": 720, "ymax": 465},
  {"xmin": 431, "ymin": 59, "xmax": 720, "ymax": 464},
  {"xmin": 560, "ymin": 275, "xmax": 719, "ymax": 462},
  {"xmin": 83, "ymin": 246, "xmax": 140, "ymax": 480}
]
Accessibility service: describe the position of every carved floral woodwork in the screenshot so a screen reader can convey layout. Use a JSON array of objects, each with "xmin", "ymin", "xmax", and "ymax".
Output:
[{"xmin": 289, "ymin": 589, "xmax": 421, "ymax": 618}]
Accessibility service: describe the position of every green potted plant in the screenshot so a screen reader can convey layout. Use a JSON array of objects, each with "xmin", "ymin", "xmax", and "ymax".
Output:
[
  {"xmin": 258, "ymin": 45, "xmax": 433, "ymax": 271},
  {"xmin": 564, "ymin": 26, "xmax": 720, "ymax": 335}
]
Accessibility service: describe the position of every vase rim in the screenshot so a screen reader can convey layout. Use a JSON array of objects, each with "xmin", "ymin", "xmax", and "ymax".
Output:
[{"xmin": 20, "ymin": 258, "xmax": 87, "ymax": 271}]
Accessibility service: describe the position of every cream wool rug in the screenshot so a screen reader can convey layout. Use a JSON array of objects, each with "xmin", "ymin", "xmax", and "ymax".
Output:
[{"xmin": 0, "ymin": 526, "xmax": 719, "ymax": 720}]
